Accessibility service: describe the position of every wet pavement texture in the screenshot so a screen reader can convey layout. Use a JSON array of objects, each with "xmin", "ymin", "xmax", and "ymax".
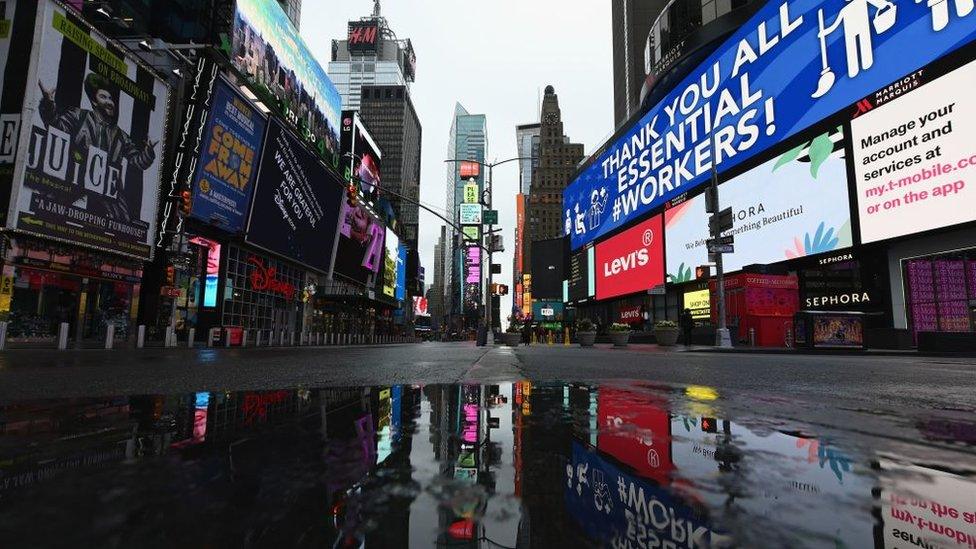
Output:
[{"xmin": 0, "ymin": 381, "xmax": 974, "ymax": 548}]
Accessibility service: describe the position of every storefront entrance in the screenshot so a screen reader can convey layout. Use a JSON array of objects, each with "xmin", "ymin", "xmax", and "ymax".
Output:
[{"xmin": 903, "ymin": 249, "xmax": 976, "ymax": 341}]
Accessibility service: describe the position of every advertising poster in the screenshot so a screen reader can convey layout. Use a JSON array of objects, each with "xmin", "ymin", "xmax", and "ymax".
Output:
[
  {"xmin": 813, "ymin": 315, "xmax": 864, "ymax": 347},
  {"xmin": 531, "ymin": 300, "xmax": 563, "ymax": 321},
  {"xmin": 684, "ymin": 288, "xmax": 710, "ymax": 319},
  {"xmin": 9, "ymin": 0, "xmax": 170, "ymax": 259},
  {"xmin": 567, "ymin": 249, "xmax": 591, "ymax": 302},
  {"xmin": 247, "ymin": 119, "xmax": 343, "ymax": 273},
  {"xmin": 232, "ymin": 0, "xmax": 341, "ymax": 163},
  {"xmin": 339, "ymin": 110, "xmax": 382, "ymax": 197},
  {"xmin": 333, "ymin": 200, "xmax": 384, "ymax": 287},
  {"xmin": 190, "ymin": 79, "xmax": 266, "ymax": 232},
  {"xmin": 563, "ymin": 0, "xmax": 976, "ymax": 250},
  {"xmin": 382, "ymin": 227, "xmax": 399, "ymax": 298},
  {"xmin": 594, "ymin": 214, "xmax": 664, "ymax": 301},
  {"xmin": 464, "ymin": 244, "xmax": 481, "ymax": 313},
  {"xmin": 413, "ymin": 295, "xmax": 428, "ymax": 316},
  {"xmin": 597, "ymin": 387, "xmax": 673, "ymax": 484},
  {"xmin": 852, "ymin": 57, "xmax": 976, "ymax": 244},
  {"xmin": 665, "ymin": 129, "xmax": 853, "ymax": 280},
  {"xmin": 0, "ymin": 0, "xmax": 41, "ymax": 226}
]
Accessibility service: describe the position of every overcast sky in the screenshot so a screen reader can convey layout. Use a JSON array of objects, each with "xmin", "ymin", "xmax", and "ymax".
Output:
[{"xmin": 302, "ymin": 0, "xmax": 613, "ymax": 322}]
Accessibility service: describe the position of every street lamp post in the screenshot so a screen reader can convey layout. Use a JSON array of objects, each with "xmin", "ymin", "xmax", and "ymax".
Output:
[{"xmin": 445, "ymin": 157, "xmax": 528, "ymax": 345}]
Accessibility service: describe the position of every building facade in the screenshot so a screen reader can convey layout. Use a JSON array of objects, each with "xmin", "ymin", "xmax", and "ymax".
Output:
[
  {"xmin": 277, "ymin": 0, "xmax": 302, "ymax": 28},
  {"xmin": 523, "ymin": 87, "xmax": 583, "ymax": 291},
  {"xmin": 430, "ymin": 226, "xmax": 447, "ymax": 332},
  {"xmin": 611, "ymin": 0, "xmax": 665, "ymax": 128},
  {"xmin": 444, "ymin": 104, "xmax": 487, "ymax": 330},
  {"xmin": 513, "ymin": 123, "xmax": 541, "ymax": 316},
  {"xmin": 328, "ymin": 14, "xmax": 416, "ymax": 111}
]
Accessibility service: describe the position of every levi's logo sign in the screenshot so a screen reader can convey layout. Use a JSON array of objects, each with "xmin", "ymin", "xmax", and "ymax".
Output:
[{"xmin": 605, "ymin": 249, "xmax": 649, "ymax": 276}]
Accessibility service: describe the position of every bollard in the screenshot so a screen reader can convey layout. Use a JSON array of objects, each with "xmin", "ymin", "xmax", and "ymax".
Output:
[
  {"xmin": 58, "ymin": 322, "xmax": 69, "ymax": 350},
  {"xmin": 279, "ymin": 330, "xmax": 286, "ymax": 346},
  {"xmin": 749, "ymin": 327, "xmax": 756, "ymax": 347},
  {"xmin": 136, "ymin": 325, "xmax": 145, "ymax": 349},
  {"xmin": 317, "ymin": 332, "xmax": 322, "ymax": 346},
  {"xmin": 187, "ymin": 328, "xmax": 196, "ymax": 348},
  {"xmin": 165, "ymin": 326, "xmax": 174, "ymax": 348},
  {"xmin": 0, "ymin": 320, "xmax": 7, "ymax": 351},
  {"xmin": 225, "ymin": 328, "xmax": 232, "ymax": 348},
  {"xmin": 290, "ymin": 331, "xmax": 295, "ymax": 346},
  {"xmin": 104, "ymin": 324, "xmax": 115, "ymax": 350},
  {"xmin": 256, "ymin": 330, "xmax": 263, "ymax": 347},
  {"xmin": 208, "ymin": 327, "xmax": 217, "ymax": 348},
  {"xmin": 241, "ymin": 330, "xmax": 248, "ymax": 348}
]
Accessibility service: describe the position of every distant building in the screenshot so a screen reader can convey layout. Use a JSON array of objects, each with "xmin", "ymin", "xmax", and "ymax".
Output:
[
  {"xmin": 523, "ymin": 86, "xmax": 583, "ymax": 277},
  {"xmin": 277, "ymin": 0, "xmax": 302, "ymax": 28},
  {"xmin": 515, "ymin": 123, "xmax": 541, "ymax": 195},
  {"xmin": 430, "ymin": 226, "xmax": 447, "ymax": 331},
  {"xmin": 612, "ymin": 0, "xmax": 665, "ymax": 127}
]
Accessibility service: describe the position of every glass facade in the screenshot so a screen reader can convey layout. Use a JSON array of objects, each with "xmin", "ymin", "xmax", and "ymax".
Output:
[
  {"xmin": 221, "ymin": 245, "xmax": 309, "ymax": 334},
  {"xmin": 904, "ymin": 250, "xmax": 976, "ymax": 341},
  {"xmin": 644, "ymin": 0, "xmax": 757, "ymax": 77}
]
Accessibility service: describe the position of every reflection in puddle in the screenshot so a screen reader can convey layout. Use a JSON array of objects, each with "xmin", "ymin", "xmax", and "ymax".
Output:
[{"xmin": 0, "ymin": 382, "xmax": 973, "ymax": 547}]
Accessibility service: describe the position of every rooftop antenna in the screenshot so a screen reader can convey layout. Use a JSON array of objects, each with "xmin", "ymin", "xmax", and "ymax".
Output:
[{"xmin": 373, "ymin": 0, "xmax": 381, "ymax": 17}]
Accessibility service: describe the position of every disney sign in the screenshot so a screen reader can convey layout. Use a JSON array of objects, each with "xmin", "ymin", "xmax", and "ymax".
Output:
[{"xmin": 247, "ymin": 255, "xmax": 296, "ymax": 301}]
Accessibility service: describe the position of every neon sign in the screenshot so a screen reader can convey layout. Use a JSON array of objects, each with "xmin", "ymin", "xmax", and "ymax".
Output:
[{"xmin": 247, "ymin": 255, "xmax": 296, "ymax": 301}]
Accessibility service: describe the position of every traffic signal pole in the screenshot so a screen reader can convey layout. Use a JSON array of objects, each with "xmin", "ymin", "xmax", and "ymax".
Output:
[{"xmin": 709, "ymin": 129, "xmax": 733, "ymax": 348}]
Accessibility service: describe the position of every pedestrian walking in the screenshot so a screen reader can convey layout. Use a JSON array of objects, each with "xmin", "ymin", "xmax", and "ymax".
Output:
[{"xmin": 680, "ymin": 308, "xmax": 695, "ymax": 347}]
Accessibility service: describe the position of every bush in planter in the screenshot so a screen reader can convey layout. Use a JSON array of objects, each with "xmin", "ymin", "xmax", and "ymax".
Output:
[
  {"xmin": 608, "ymin": 323, "xmax": 631, "ymax": 332},
  {"xmin": 654, "ymin": 320, "xmax": 680, "ymax": 346},
  {"xmin": 608, "ymin": 323, "xmax": 632, "ymax": 347},
  {"xmin": 576, "ymin": 318, "xmax": 595, "ymax": 332},
  {"xmin": 576, "ymin": 318, "xmax": 597, "ymax": 347}
]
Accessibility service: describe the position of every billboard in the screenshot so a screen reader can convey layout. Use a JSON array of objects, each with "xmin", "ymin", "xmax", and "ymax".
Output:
[
  {"xmin": 382, "ymin": 227, "xmax": 399, "ymax": 298},
  {"xmin": 531, "ymin": 300, "xmax": 564, "ymax": 321},
  {"xmin": 190, "ymin": 79, "xmax": 266, "ymax": 233},
  {"xmin": 563, "ymin": 0, "xmax": 976, "ymax": 250},
  {"xmin": 413, "ymin": 295, "xmax": 429, "ymax": 316},
  {"xmin": 530, "ymin": 237, "xmax": 565, "ymax": 300},
  {"xmin": 347, "ymin": 21, "xmax": 379, "ymax": 52},
  {"xmin": 567, "ymin": 248, "xmax": 592, "ymax": 302},
  {"xmin": 684, "ymin": 288, "xmax": 711, "ymax": 319},
  {"xmin": 232, "ymin": 0, "xmax": 341, "ymax": 163},
  {"xmin": 459, "ymin": 203, "xmax": 481, "ymax": 224},
  {"xmin": 597, "ymin": 387, "xmax": 673, "ymax": 484},
  {"xmin": 464, "ymin": 244, "xmax": 481, "ymax": 313},
  {"xmin": 395, "ymin": 242, "xmax": 407, "ymax": 301},
  {"xmin": 333, "ymin": 200, "xmax": 384, "ymax": 286},
  {"xmin": 246, "ymin": 119, "xmax": 343, "ymax": 273},
  {"xmin": 594, "ymin": 214, "xmax": 664, "ymax": 301},
  {"xmin": 852, "ymin": 57, "xmax": 976, "ymax": 244},
  {"xmin": 8, "ymin": 0, "xmax": 171, "ymax": 260},
  {"xmin": 340, "ymin": 110, "xmax": 381, "ymax": 197},
  {"xmin": 665, "ymin": 128, "xmax": 853, "ymax": 279},
  {"xmin": 0, "ymin": 0, "xmax": 40, "ymax": 227}
]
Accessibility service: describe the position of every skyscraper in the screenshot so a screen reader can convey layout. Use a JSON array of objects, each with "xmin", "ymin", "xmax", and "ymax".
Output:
[
  {"xmin": 328, "ymin": 4, "xmax": 421, "ymax": 252},
  {"xmin": 277, "ymin": 0, "xmax": 302, "ymax": 28},
  {"xmin": 524, "ymin": 86, "xmax": 583, "ymax": 268},
  {"xmin": 430, "ymin": 226, "xmax": 447, "ymax": 331},
  {"xmin": 445, "ymin": 104, "xmax": 487, "ymax": 329},
  {"xmin": 612, "ymin": 0, "xmax": 666, "ymax": 127},
  {"xmin": 514, "ymin": 123, "xmax": 541, "ymax": 314}
]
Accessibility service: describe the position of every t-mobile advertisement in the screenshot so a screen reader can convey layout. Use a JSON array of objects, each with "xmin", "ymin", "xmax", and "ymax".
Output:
[
  {"xmin": 594, "ymin": 214, "xmax": 664, "ymax": 301},
  {"xmin": 852, "ymin": 57, "xmax": 976, "ymax": 244},
  {"xmin": 665, "ymin": 129, "xmax": 853, "ymax": 280},
  {"xmin": 333, "ymin": 200, "xmax": 384, "ymax": 287},
  {"xmin": 10, "ymin": 0, "xmax": 171, "ymax": 259},
  {"xmin": 246, "ymin": 119, "xmax": 343, "ymax": 273},
  {"xmin": 189, "ymin": 79, "xmax": 266, "ymax": 233}
]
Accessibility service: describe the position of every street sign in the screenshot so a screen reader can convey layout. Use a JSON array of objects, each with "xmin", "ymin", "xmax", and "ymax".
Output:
[
  {"xmin": 459, "ymin": 203, "xmax": 482, "ymax": 224},
  {"xmin": 710, "ymin": 235, "xmax": 734, "ymax": 246},
  {"xmin": 483, "ymin": 210, "xmax": 498, "ymax": 225},
  {"xmin": 707, "ymin": 242, "xmax": 734, "ymax": 254},
  {"xmin": 708, "ymin": 207, "xmax": 734, "ymax": 235}
]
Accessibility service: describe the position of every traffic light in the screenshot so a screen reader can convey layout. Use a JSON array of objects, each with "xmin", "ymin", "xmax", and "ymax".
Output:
[
  {"xmin": 180, "ymin": 190, "xmax": 192, "ymax": 215},
  {"xmin": 701, "ymin": 417, "xmax": 718, "ymax": 433},
  {"xmin": 165, "ymin": 265, "xmax": 175, "ymax": 285},
  {"xmin": 346, "ymin": 182, "xmax": 358, "ymax": 208}
]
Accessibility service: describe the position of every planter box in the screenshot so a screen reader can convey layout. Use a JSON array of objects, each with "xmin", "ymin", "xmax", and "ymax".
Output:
[
  {"xmin": 609, "ymin": 332, "xmax": 631, "ymax": 347},
  {"xmin": 654, "ymin": 328, "xmax": 680, "ymax": 346},
  {"xmin": 577, "ymin": 331, "xmax": 597, "ymax": 347},
  {"xmin": 501, "ymin": 332, "xmax": 522, "ymax": 347}
]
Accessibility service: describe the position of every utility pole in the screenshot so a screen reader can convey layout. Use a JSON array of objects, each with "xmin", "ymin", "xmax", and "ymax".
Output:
[{"xmin": 708, "ymin": 129, "xmax": 733, "ymax": 348}]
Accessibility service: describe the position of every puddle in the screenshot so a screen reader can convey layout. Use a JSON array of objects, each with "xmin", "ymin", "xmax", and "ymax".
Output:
[{"xmin": 0, "ymin": 382, "xmax": 973, "ymax": 547}]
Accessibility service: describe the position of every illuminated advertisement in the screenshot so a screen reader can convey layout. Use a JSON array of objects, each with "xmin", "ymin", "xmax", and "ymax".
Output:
[
  {"xmin": 878, "ymin": 460, "xmax": 976, "ymax": 549},
  {"xmin": 339, "ymin": 110, "xmax": 382, "ymax": 197},
  {"xmin": 347, "ymin": 21, "xmax": 379, "ymax": 52},
  {"xmin": 246, "ymin": 119, "xmax": 343, "ymax": 273},
  {"xmin": 462, "ymin": 225, "xmax": 479, "ymax": 241},
  {"xmin": 522, "ymin": 273, "xmax": 532, "ymax": 315},
  {"xmin": 333, "ymin": 200, "xmax": 384, "ymax": 286},
  {"xmin": 413, "ymin": 295, "xmax": 429, "ymax": 316},
  {"xmin": 459, "ymin": 203, "xmax": 481, "ymax": 225},
  {"xmin": 190, "ymin": 79, "xmax": 266, "ymax": 232},
  {"xmin": 531, "ymin": 301, "xmax": 564, "ymax": 321},
  {"xmin": 852, "ymin": 57, "xmax": 976, "ymax": 244},
  {"xmin": 683, "ymin": 289, "xmax": 710, "ymax": 319},
  {"xmin": 232, "ymin": 0, "xmax": 341, "ymax": 162},
  {"xmin": 189, "ymin": 236, "xmax": 221, "ymax": 308},
  {"xmin": 563, "ymin": 0, "xmax": 976, "ymax": 250},
  {"xmin": 464, "ymin": 245, "xmax": 481, "ymax": 313},
  {"xmin": 568, "ymin": 248, "xmax": 593, "ymax": 301},
  {"xmin": 813, "ymin": 315, "xmax": 864, "ymax": 348},
  {"xmin": 9, "ymin": 0, "xmax": 171, "ymax": 260},
  {"xmin": 459, "ymin": 161, "xmax": 480, "ymax": 179},
  {"xmin": 665, "ymin": 129, "xmax": 852, "ymax": 279},
  {"xmin": 395, "ymin": 242, "xmax": 407, "ymax": 301},
  {"xmin": 382, "ymin": 228, "xmax": 399, "ymax": 298},
  {"xmin": 594, "ymin": 214, "xmax": 664, "ymax": 301}
]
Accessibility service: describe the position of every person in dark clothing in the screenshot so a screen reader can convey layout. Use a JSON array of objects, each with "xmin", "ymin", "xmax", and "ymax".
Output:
[
  {"xmin": 522, "ymin": 323, "xmax": 532, "ymax": 346},
  {"xmin": 680, "ymin": 308, "xmax": 695, "ymax": 347}
]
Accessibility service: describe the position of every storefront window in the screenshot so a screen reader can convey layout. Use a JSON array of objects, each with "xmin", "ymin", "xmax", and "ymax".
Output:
[
  {"xmin": 904, "ymin": 251, "xmax": 976, "ymax": 341},
  {"xmin": 222, "ymin": 246, "xmax": 306, "ymax": 333}
]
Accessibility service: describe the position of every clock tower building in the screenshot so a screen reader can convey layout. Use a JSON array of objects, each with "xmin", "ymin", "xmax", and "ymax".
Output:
[{"xmin": 523, "ymin": 86, "xmax": 585, "ymax": 284}]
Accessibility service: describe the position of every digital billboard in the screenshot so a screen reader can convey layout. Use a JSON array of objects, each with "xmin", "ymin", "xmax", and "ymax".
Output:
[
  {"xmin": 395, "ymin": 242, "xmax": 407, "ymax": 301},
  {"xmin": 340, "ymin": 110, "xmax": 382, "ymax": 197},
  {"xmin": 563, "ymin": 0, "xmax": 976, "ymax": 250},
  {"xmin": 684, "ymin": 289, "xmax": 710, "ymax": 319},
  {"xmin": 8, "ymin": 0, "xmax": 171, "ymax": 260},
  {"xmin": 531, "ymin": 300, "xmax": 564, "ymax": 321},
  {"xmin": 347, "ymin": 21, "xmax": 379, "ymax": 52},
  {"xmin": 190, "ymin": 79, "xmax": 266, "ymax": 233},
  {"xmin": 567, "ymin": 249, "xmax": 590, "ymax": 302},
  {"xmin": 413, "ymin": 295, "xmax": 429, "ymax": 316},
  {"xmin": 459, "ymin": 203, "xmax": 481, "ymax": 224},
  {"xmin": 530, "ymin": 238, "xmax": 565, "ymax": 300},
  {"xmin": 665, "ymin": 128, "xmax": 853, "ymax": 279},
  {"xmin": 232, "ymin": 0, "xmax": 341, "ymax": 163},
  {"xmin": 597, "ymin": 387, "xmax": 673, "ymax": 484},
  {"xmin": 382, "ymin": 228, "xmax": 399, "ymax": 298},
  {"xmin": 333, "ymin": 200, "xmax": 384, "ymax": 286},
  {"xmin": 246, "ymin": 119, "xmax": 343, "ymax": 273},
  {"xmin": 852, "ymin": 57, "xmax": 976, "ymax": 244},
  {"xmin": 594, "ymin": 214, "xmax": 664, "ymax": 301}
]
